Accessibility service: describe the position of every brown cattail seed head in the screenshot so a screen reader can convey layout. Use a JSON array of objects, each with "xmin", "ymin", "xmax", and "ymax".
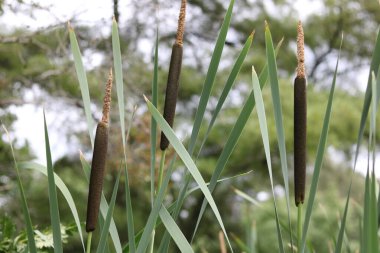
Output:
[
  {"xmin": 86, "ymin": 121, "xmax": 109, "ymax": 232},
  {"xmin": 175, "ymin": 0, "xmax": 187, "ymax": 47},
  {"xmin": 101, "ymin": 69, "xmax": 113, "ymax": 124},
  {"xmin": 160, "ymin": 1, "xmax": 186, "ymax": 150},
  {"xmin": 160, "ymin": 44, "xmax": 183, "ymax": 150},
  {"xmin": 294, "ymin": 21, "xmax": 307, "ymax": 207},
  {"xmin": 294, "ymin": 76, "xmax": 307, "ymax": 206},
  {"xmin": 296, "ymin": 21, "xmax": 305, "ymax": 78},
  {"xmin": 86, "ymin": 71, "xmax": 113, "ymax": 232}
]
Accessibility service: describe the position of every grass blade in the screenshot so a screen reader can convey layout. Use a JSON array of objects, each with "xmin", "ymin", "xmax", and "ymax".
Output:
[
  {"xmin": 79, "ymin": 154, "xmax": 122, "ymax": 253},
  {"xmin": 233, "ymin": 187, "xmax": 261, "ymax": 207},
  {"xmin": 96, "ymin": 168, "xmax": 122, "ymax": 253},
  {"xmin": 2, "ymin": 126, "xmax": 37, "ymax": 253},
  {"xmin": 191, "ymin": 90, "xmax": 256, "ymax": 240},
  {"xmin": 301, "ymin": 35, "xmax": 343, "ymax": 253},
  {"xmin": 369, "ymin": 172, "xmax": 379, "ymax": 252},
  {"xmin": 123, "ymin": 163, "xmax": 135, "ymax": 253},
  {"xmin": 368, "ymin": 72, "xmax": 378, "ymax": 253},
  {"xmin": 186, "ymin": 171, "xmax": 253, "ymax": 197},
  {"xmin": 335, "ymin": 29, "xmax": 380, "ymax": 253},
  {"xmin": 188, "ymin": 0, "xmax": 235, "ymax": 155},
  {"xmin": 112, "ymin": 18, "xmax": 126, "ymax": 151},
  {"xmin": 150, "ymin": 30, "xmax": 159, "ymax": 206},
  {"xmin": 353, "ymin": 28, "xmax": 380, "ymax": 167},
  {"xmin": 135, "ymin": 155, "xmax": 176, "ymax": 253},
  {"xmin": 124, "ymin": 109, "xmax": 137, "ymax": 253},
  {"xmin": 68, "ymin": 25, "xmax": 95, "ymax": 147},
  {"xmin": 363, "ymin": 167, "xmax": 370, "ymax": 253},
  {"xmin": 251, "ymin": 67, "xmax": 285, "ymax": 252},
  {"xmin": 197, "ymin": 32, "xmax": 254, "ymax": 156},
  {"xmin": 231, "ymin": 233, "xmax": 250, "ymax": 253},
  {"xmin": 112, "ymin": 18, "xmax": 136, "ymax": 253},
  {"xmin": 190, "ymin": 39, "xmax": 284, "ymax": 242},
  {"xmin": 145, "ymin": 96, "xmax": 233, "ymax": 252},
  {"xmin": 264, "ymin": 22, "xmax": 293, "ymax": 249},
  {"xmin": 43, "ymin": 112, "xmax": 63, "ymax": 253},
  {"xmin": 159, "ymin": 205, "xmax": 194, "ymax": 253}
]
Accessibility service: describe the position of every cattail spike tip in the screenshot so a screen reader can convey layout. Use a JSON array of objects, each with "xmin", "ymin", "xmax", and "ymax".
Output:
[
  {"xmin": 296, "ymin": 21, "xmax": 305, "ymax": 78},
  {"xmin": 101, "ymin": 69, "xmax": 113, "ymax": 124},
  {"xmin": 175, "ymin": 0, "xmax": 187, "ymax": 47}
]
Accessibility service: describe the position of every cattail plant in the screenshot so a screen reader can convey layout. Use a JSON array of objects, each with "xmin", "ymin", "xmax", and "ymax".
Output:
[
  {"xmin": 86, "ymin": 69, "xmax": 113, "ymax": 232},
  {"xmin": 294, "ymin": 21, "xmax": 307, "ymax": 207},
  {"xmin": 160, "ymin": 0, "xmax": 187, "ymax": 151}
]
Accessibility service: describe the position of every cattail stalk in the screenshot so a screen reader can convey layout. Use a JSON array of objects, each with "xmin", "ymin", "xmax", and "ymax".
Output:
[
  {"xmin": 160, "ymin": 0, "xmax": 186, "ymax": 151},
  {"xmin": 294, "ymin": 21, "xmax": 307, "ymax": 207},
  {"xmin": 86, "ymin": 69, "xmax": 113, "ymax": 232}
]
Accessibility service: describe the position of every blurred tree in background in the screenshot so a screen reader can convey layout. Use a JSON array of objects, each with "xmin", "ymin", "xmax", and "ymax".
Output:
[{"xmin": 0, "ymin": 0, "xmax": 379, "ymax": 251}]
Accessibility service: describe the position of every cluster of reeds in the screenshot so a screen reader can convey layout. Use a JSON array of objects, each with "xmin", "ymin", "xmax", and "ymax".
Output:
[{"xmin": 4, "ymin": 0, "xmax": 380, "ymax": 252}]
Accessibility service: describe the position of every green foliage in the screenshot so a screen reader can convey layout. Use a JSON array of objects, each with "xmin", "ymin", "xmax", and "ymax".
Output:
[
  {"xmin": 1, "ymin": 1, "xmax": 380, "ymax": 252},
  {"xmin": 0, "ymin": 216, "xmax": 77, "ymax": 253}
]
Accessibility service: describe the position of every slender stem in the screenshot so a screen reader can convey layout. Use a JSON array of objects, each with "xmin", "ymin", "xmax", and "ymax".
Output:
[
  {"xmin": 149, "ymin": 229, "xmax": 155, "ymax": 253},
  {"xmin": 157, "ymin": 150, "xmax": 167, "ymax": 192},
  {"xmin": 86, "ymin": 232, "xmax": 92, "ymax": 253},
  {"xmin": 150, "ymin": 150, "xmax": 166, "ymax": 253},
  {"xmin": 297, "ymin": 204, "xmax": 303, "ymax": 252}
]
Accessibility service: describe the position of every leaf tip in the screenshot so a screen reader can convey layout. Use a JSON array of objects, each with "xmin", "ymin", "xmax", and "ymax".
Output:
[
  {"xmin": 264, "ymin": 20, "xmax": 269, "ymax": 31},
  {"xmin": 249, "ymin": 30, "xmax": 255, "ymax": 39},
  {"xmin": 143, "ymin": 94, "xmax": 149, "ymax": 103},
  {"xmin": 252, "ymin": 66, "xmax": 257, "ymax": 75},
  {"xmin": 79, "ymin": 149, "xmax": 84, "ymax": 159},
  {"xmin": 67, "ymin": 21, "xmax": 73, "ymax": 32}
]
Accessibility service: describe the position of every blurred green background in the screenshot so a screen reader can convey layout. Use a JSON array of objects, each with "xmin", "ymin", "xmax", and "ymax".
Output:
[{"xmin": 0, "ymin": 0, "xmax": 379, "ymax": 252}]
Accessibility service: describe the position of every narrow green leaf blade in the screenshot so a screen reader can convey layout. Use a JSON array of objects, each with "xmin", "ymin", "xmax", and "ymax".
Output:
[
  {"xmin": 264, "ymin": 24, "xmax": 293, "ymax": 249},
  {"xmin": 231, "ymin": 233, "xmax": 249, "ymax": 253},
  {"xmin": 188, "ymin": 0, "xmax": 235, "ymax": 155},
  {"xmin": 190, "ymin": 39, "xmax": 284, "ymax": 242},
  {"xmin": 96, "ymin": 168, "xmax": 122, "ymax": 253},
  {"xmin": 2, "ymin": 126, "xmax": 37, "ymax": 253},
  {"xmin": 370, "ymin": 172, "xmax": 378, "ymax": 253},
  {"xmin": 43, "ymin": 112, "xmax": 63, "ymax": 253},
  {"xmin": 197, "ymin": 32, "xmax": 254, "ymax": 156},
  {"xmin": 353, "ymin": 28, "xmax": 380, "ymax": 168},
  {"xmin": 151, "ymin": 31, "xmax": 159, "ymax": 206},
  {"xmin": 251, "ymin": 67, "xmax": 285, "ymax": 252},
  {"xmin": 191, "ymin": 90, "xmax": 255, "ymax": 241},
  {"xmin": 145, "ymin": 97, "xmax": 233, "ymax": 252},
  {"xmin": 112, "ymin": 19, "xmax": 135, "ymax": 253},
  {"xmin": 265, "ymin": 23, "xmax": 290, "ymax": 198},
  {"xmin": 159, "ymin": 205, "xmax": 194, "ymax": 253},
  {"xmin": 112, "ymin": 18, "xmax": 126, "ymax": 151},
  {"xmin": 363, "ymin": 169, "xmax": 370, "ymax": 253},
  {"xmin": 369, "ymin": 72, "xmax": 378, "ymax": 253},
  {"xmin": 69, "ymin": 26, "xmax": 95, "ymax": 147},
  {"xmin": 336, "ymin": 29, "xmax": 380, "ymax": 253},
  {"xmin": 186, "ymin": 171, "xmax": 253, "ymax": 197},
  {"xmin": 135, "ymin": 156, "xmax": 176, "ymax": 253},
  {"xmin": 233, "ymin": 187, "xmax": 261, "ymax": 207},
  {"xmin": 124, "ymin": 163, "xmax": 136, "ymax": 253}
]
